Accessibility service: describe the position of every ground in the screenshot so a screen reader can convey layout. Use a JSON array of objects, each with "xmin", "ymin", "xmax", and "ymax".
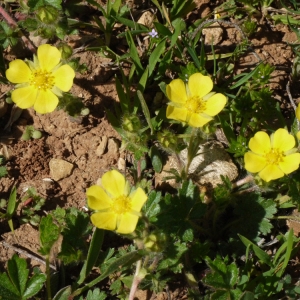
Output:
[{"xmin": 0, "ymin": 0, "xmax": 299, "ymax": 299}]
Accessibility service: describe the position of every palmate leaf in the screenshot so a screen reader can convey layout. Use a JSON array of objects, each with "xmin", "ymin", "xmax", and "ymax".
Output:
[
  {"xmin": 155, "ymin": 180, "xmax": 206, "ymax": 242},
  {"xmin": 0, "ymin": 255, "xmax": 46, "ymax": 299},
  {"xmin": 229, "ymin": 193, "xmax": 277, "ymax": 242}
]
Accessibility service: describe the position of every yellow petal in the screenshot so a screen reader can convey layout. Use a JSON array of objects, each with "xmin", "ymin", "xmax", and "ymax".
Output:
[
  {"xmin": 296, "ymin": 104, "xmax": 300, "ymax": 121},
  {"xmin": 37, "ymin": 44, "xmax": 61, "ymax": 71},
  {"xmin": 91, "ymin": 212, "xmax": 117, "ymax": 231},
  {"xmin": 130, "ymin": 188, "xmax": 147, "ymax": 212},
  {"xmin": 116, "ymin": 213, "xmax": 139, "ymax": 234},
  {"xmin": 188, "ymin": 112, "xmax": 212, "ymax": 127},
  {"xmin": 6, "ymin": 60, "xmax": 31, "ymax": 84},
  {"xmin": 259, "ymin": 164, "xmax": 284, "ymax": 182},
  {"xmin": 11, "ymin": 86, "xmax": 37, "ymax": 109},
  {"xmin": 279, "ymin": 153, "xmax": 300, "ymax": 174},
  {"xmin": 53, "ymin": 65, "xmax": 75, "ymax": 92},
  {"xmin": 166, "ymin": 79, "xmax": 187, "ymax": 104},
  {"xmin": 166, "ymin": 105, "xmax": 187, "ymax": 122},
  {"xmin": 188, "ymin": 73, "xmax": 213, "ymax": 98},
  {"xmin": 272, "ymin": 128, "xmax": 295, "ymax": 152},
  {"xmin": 203, "ymin": 93, "xmax": 227, "ymax": 116},
  {"xmin": 244, "ymin": 152, "xmax": 267, "ymax": 173},
  {"xmin": 101, "ymin": 170, "xmax": 126, "ymax": 198},
  {"xmin": 249, "ymin": 131, "xmax": 271, "ymax": 155},
  {"xmin": 87, "ymin": 185, "xmax": 112, "ymax": 211},
  {"xmin": 297, "ymin": 131, "xmax": 300, "ymax": 140},
  {"xmin": 33, "ymin": 89, "xmax": 59, "ymax": 114}
]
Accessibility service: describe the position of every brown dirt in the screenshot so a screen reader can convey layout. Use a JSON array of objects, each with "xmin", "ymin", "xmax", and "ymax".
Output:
[{"xmin": 0, "ymin": 0, "xmax": 299, "ymax": 298}]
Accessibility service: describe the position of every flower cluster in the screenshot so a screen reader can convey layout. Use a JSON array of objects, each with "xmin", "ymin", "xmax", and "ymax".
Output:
[
  {"xmin": 6, "ymin": 44, "xmax": 75, "ymax": 114},
  {"xmin": 166, "ymin": 73, "xmax": 227, "ymax": 127},
  {"xmin": 244, "ymin": 128, "xmax": 300, "ymax": 182},
  {"xmin": 86, "ymin": 170, "xmax": 147, "ymax": 234}
]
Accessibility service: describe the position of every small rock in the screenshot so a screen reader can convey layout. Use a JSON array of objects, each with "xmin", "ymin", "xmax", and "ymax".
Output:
[
  {"xmin": 108, "ymin": 138, "xmax": 119, "ymax": 154},
  {"xmin": 96, "ymin": 136, "xmax": 108, "ymax": 156},
  {"xmin": 118, "ymin": 157, "xmax": 126, "ymax": 172},
  {"xmin": 202, "ymin": 22, "xmax": 223, "ymax": 45},
  {"xmin": 49, "ymin": 158, "xmax": 74, "ymax": 181}
]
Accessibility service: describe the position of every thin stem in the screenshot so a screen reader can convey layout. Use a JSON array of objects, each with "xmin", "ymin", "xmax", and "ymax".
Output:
[
  {"xmin": 232, "ymin": 175, "xmax": 255, "ymax": 188},
  {"xmin": 128, "ymin": 259, "xmax": 142, "ymax": 300},
  {"xmin": 45, "ymin": 255, "xmax": 52, "ymax": 300}
]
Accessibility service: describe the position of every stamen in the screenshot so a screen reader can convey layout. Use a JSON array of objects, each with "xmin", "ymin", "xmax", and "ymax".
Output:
[
  {"xmin": 111, "ymin": 195, "xmax": 132, "ymax": 214},
  {"xmin": 185, "ymin": 96, "xmax": 206, "ymax": 114},
  {"xmin": 29, "ymin": 70, "xmax": 55, "ymax": 91},
  {"xmin": 265, "ymin": 148, "xmax": 284, "ymax": 165}
]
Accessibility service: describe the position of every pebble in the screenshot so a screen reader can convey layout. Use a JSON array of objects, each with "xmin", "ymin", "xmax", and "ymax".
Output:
[
  {"xmin": 49, "ymin": 158, "xmax": 74, "ymax": 181},
  {"xmin": 107, "ymin": 138, "xmax": 119, "ymax": 154},
  {"xmin": 96, "ymin": 136, "xmax": 108, "ymax": 156}
]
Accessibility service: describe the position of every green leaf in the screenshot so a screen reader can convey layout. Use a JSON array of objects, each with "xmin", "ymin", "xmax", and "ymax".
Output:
[
  {"xmin": 53, "ymin": 285, "xmax": 72, "ymax": 300},
  {"xmin": 85, "ymin": 288, "xmax": 107, "ymax": 300},
  {"xmin": 0, "ymin": 272, "xmax": 19, "ymax": 299},
  {"xmin": 72, "ymin": 250, "xmax": 144, "ymax": 297},
  {"xmin": 149, "ymin": 145, "xmax": 163, "ymax": 173},
  {"xmin": 39, "ymin": 214, "xmax": 60, "ymax": 255},
  {"xmin": 7, "ymin": 254, "xmax": 29, "ymax": 296},
  {"xmin": 230, "ymin": 63, "xmax": 261, "ymax": 90},
  {"xmin": 148, "ymin": 38, "xmax": 166, "ymax": 76},
  {"xmin": 7, "ymin": 186, "xmax": 17, "ymax": 217},
  {"xmin": 125, "ymin": 31, "xmax": 143, "ymax": 77},
  {"xmin": 143, "ymin": 190, "xmax": 161, "ymax": 221},
  {"xmin": 204, "ymin": 257, "xmax": 239, "ymax": 290},
  {"xmin": 23, "ymin": 273, "xmax": 46, "ymax": 298},
  {"xmin": 137, "ymin": 90, "xmax": 154, "ymax": 134},
  {"xmin": 77, "ymin": 228, "xmax": 104, "ymax": 285},
  {"xmin": 238, "ymin": 234, "xmax": 273, "ymax": 267}
]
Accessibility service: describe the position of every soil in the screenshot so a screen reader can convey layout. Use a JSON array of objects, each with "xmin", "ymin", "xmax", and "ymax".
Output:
[{"xmin": 0, "ymin": 0, "xmax": 299, "ymax": 299}]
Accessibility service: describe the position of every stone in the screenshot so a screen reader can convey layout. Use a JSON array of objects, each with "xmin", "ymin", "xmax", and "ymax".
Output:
[
  {"xmin": 96, "ymin": 136, "xmax": 108, "ymax": 156},
  {"xmin": 202, "ymin": 22, "xmax": 223, "ymax": 45},
  {"xmin": 156, "ymin": 140, "xmax": 238, "ymax": 188},
  {"xmin": 107, "ymin": 138, "xmax": 120, "ymax": 154},
  {"xmin": 49, "ymin": 158, "xmax": 74, "ymax": 181}
]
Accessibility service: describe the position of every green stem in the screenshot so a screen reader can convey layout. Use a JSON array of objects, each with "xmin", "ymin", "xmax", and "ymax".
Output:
[{"xmin": 45, "ymin": 255, "xmax": 51, "ymax": 300}]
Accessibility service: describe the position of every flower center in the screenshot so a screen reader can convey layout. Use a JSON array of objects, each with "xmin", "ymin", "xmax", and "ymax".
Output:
[
  {"xmin": 29, "ymin": 70, "xmax": 55, "ymax": 91},
  {"xmin": 265, "ymin": 148, "xmax": 284, "ymax": 165},
  {"xmin": 185, "ymin": 96, "xmax": 206, "ymax": 114},
  {"xmin": 111, "ymin": 195, "xmax": 132, "ymax": 214}
]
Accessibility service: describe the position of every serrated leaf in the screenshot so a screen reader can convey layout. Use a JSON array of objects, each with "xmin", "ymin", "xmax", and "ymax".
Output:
[
  {"xmin": 204, "ymin": 257, "xmax": 239, "ymax": 291},
  {"xmin": 7, "ymin": 254, "xmax": 29, "ymax": 296},
  {"xmin": 39, "ymin": 214, "xmax": 60, "ymax": 255},
  {"xmin": 85, "ymin": 288, "xmax": 106, "ymax": 300},
  {"xmin": 23, "ymin": 273, "xmax": 46, "ymax": 298}
]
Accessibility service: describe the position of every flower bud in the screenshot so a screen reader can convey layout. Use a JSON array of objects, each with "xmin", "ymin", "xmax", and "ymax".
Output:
[
  {"xmin": 157, "ymin": 129, "xmax": 178, "ymax": 150},
  {"xmin": 143, "ymin": 232, "xmax": 166, "ymax": 252},
  {"xmin": 122, "ymin": 113, "xmax": 142, "ymax": 132},
  {"xmin": 58, "ymin": 43, "xmax": 73, "ymax": 60}
]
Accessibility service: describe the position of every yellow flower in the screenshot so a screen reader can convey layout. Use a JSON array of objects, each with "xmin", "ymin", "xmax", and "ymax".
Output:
[
  {"xmin": 6, "ymin": 44, "xmax": 75, "ymax": 114},
  {"xmin": 166, "ymin": 73, "xmax": 227, "ymax": 127},
  {"xmin": 86, "ymin": 170, "xmax": 147, "ymax": 234},
  {"xmin": 244, "ymin": 128, "xmax": 300, "ymax": 182}
]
